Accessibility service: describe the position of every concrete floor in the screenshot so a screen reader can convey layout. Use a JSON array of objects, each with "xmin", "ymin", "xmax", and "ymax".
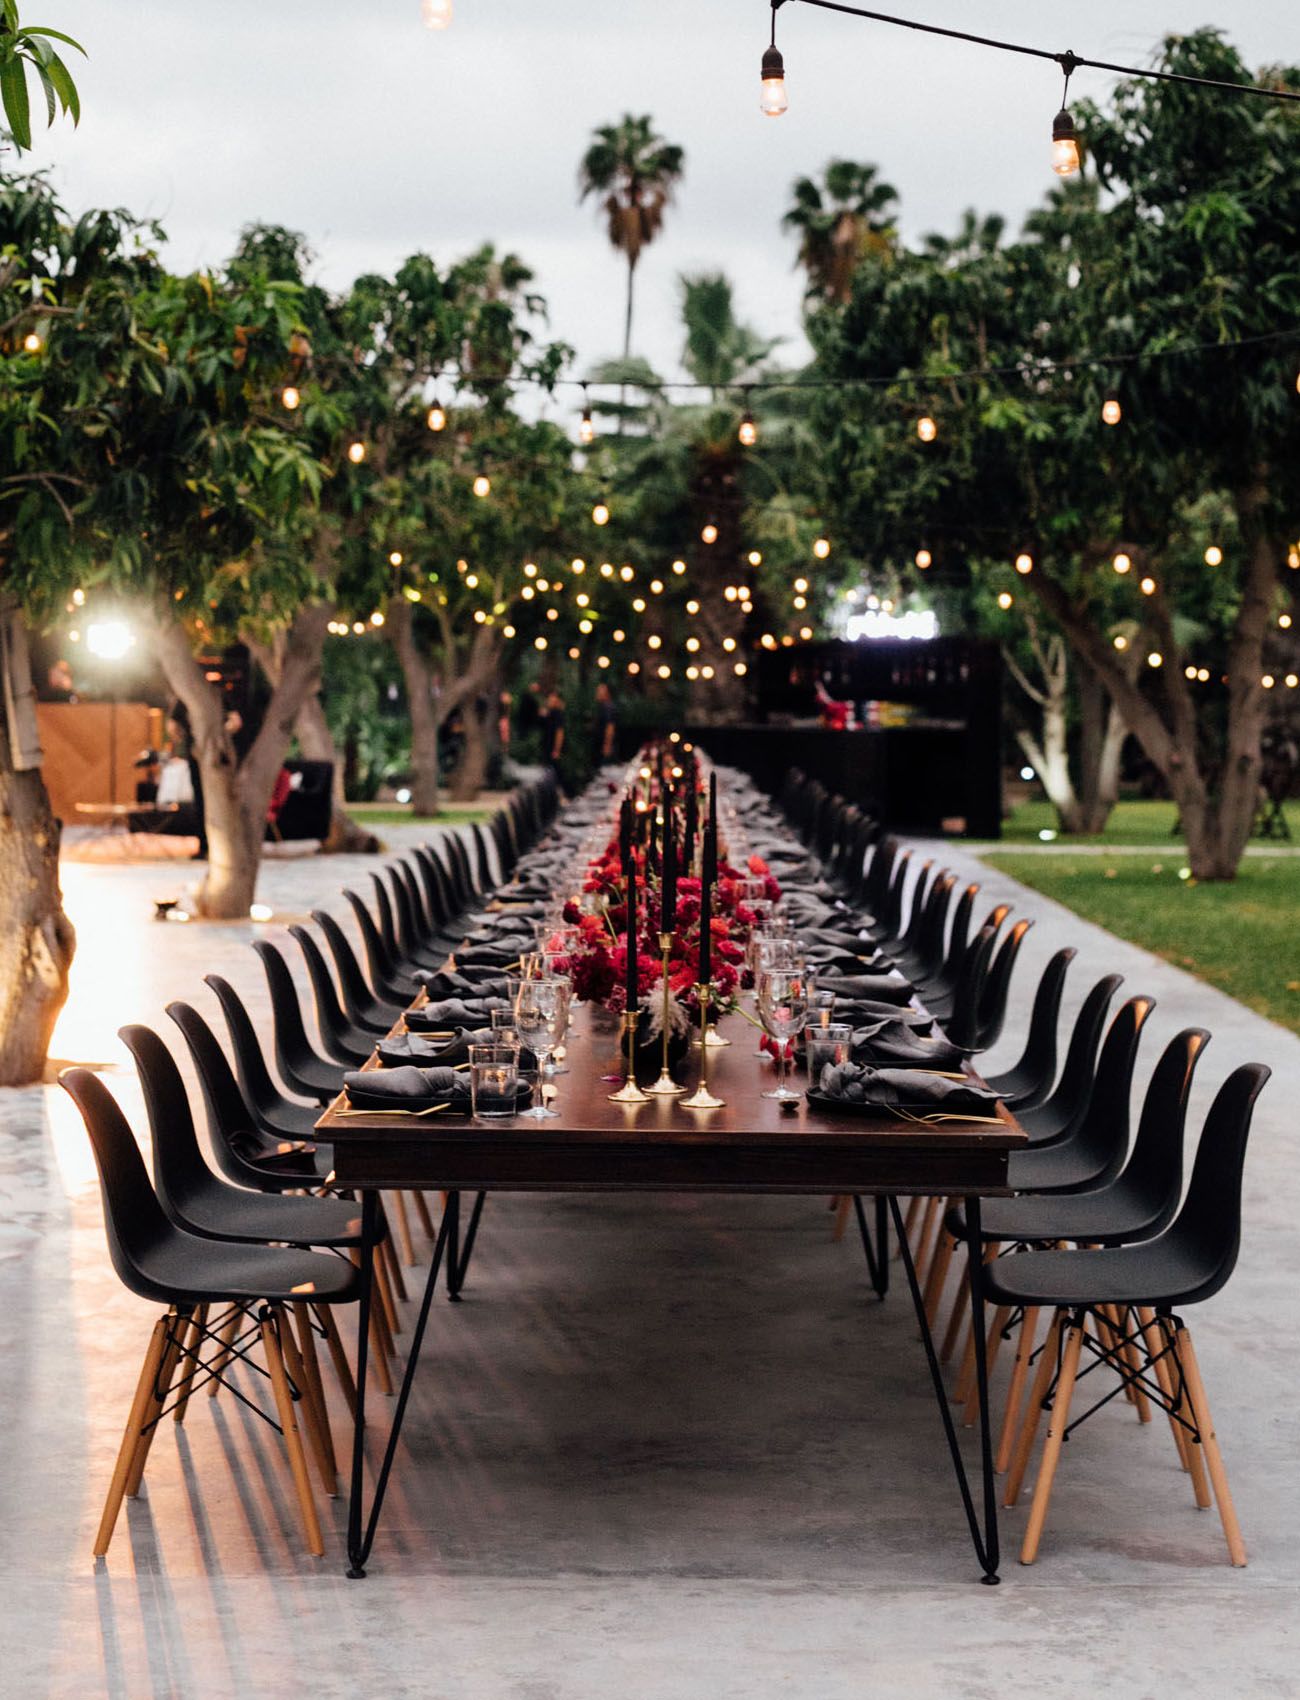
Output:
[{"xmin": 1, "ymin": 829, "xmax": 1297, "ymax": 1698}]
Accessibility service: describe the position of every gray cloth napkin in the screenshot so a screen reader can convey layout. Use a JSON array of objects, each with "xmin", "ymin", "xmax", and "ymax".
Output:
[{"xmin": 815, "ymin": 1061, "xmax": 998, "ymax": 1114}]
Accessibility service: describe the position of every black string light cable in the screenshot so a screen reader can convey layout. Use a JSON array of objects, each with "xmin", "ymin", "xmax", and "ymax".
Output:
[{"xmin": 763, "ymin": 0, "xmax": 1300, "ymax": 173}]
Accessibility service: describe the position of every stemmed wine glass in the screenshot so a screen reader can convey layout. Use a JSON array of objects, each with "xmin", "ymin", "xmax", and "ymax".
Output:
[
  {"xmin": 514, "ymin": 975, "xmax": 564, "ymax": 1119},
  {"xmin": 758, "ymin": 966, "xmax": 810, "ymax": 1102}
]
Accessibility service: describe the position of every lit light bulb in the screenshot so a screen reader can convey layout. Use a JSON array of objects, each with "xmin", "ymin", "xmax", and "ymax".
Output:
[
  {"xmin": 760, "ymin": 44, "xmax": 788, "ymax": 117},
  {"xmin": 1140, "ymin": 577, "xmax": 1157, "ymax": 596},
  {"xmin": 915, "ymin": 550, "xmax": 932, "ymax": 570},
  {"xmin": 473, "ymin": 474, "xmax": 491, "ymax": 498},
  {"xmin": 575, "ymin": 591, "xmax": 590, "ymax": 608},
  {"xmin": 1113, "ymin": 634, "xmax": 1128, "ymax": 651},
  {"xmin": 600, "ymin": 562, "xmax": 615, "ymax": 578},
  {"xmin": 686, "ymin": 599, "xmax": 700, "ymax": 615},
  {"xmin": 1204, "ymin": 545, "xmax": 1223, "ymax": 567},
  {"xmin": 347, "ymin": 440, "xmax": 366, "ymax": 464},
  {"xmin": 427, "ymin": 402, "xmax": 447, "ymax": 432},
  {"xmin": 578, "ymin": 407, "xmax": 594, "ymax": 446},
  {"xmin": 724, "ymin": 586, "xmax": 737, "ymax": 602},
  {"xmin": 619, "ymin": 564, "xmax": 634, "ymax": 582},
  {"xmin": 632, "ymin": 597, "xmax": 646, "ymax": 613},
  {"xmin": 571, "ymin": 557, "xmax": 585, "ymax": 573},
  {"xmin": 534, "ymin": 636, "xmax": 548, "ymax": 651},
  {"xmin": 1147, "ymin": 651, "xmax": 1163, "ymax": 669},
  {"xmin": 813, "ymin": 537, "xmax": 831, "ymax": 560},
  {"xmin": 71, "ymin": 587, "xmax": 85, "ymax": 607},
  {"xmin": 1184, "ymin": 665, "xmax": 1198, "ymax": 681},
  {"xmin": 592, "ymin": 502, "xmax": 610, "ymax": 526},
  {"xmin": 613, "ymin": 629, "xmax": 625, "ymax": 642},
  {"xmin": 722, "ymin": 636, "xmax": 737, "ymax": 653},
  {"xmin": 389, "ymin": 550, "xmax": 404, "ymax": 567},
  {"xmin": 798, "ymin": 626, "xmax": 812, "ymax": 641},
  {"xmin": 997, "ymin": 592, "xmax": 1014, "ymax": 610},
  {"xmin": 352, "ymin": 621, "xmax": 365, "ymax": 635},
  {"xmin": 657, "ymin": 664, "xmax": 672, "ymax": 680},
  {"xmin": 1052, "ymin": 108, "xmax": 1081, "ymax": 177},
  {"xmin": 504, "ymin": 624, "xmax": 516, "ymax": 638},
  {"xmin": 579, "ymin": 619, "xmax": 593, "ymax": 634},
  {"xmin": 628, "ymin": 662, "xmax": 641, "ymax": 676},
  {"xmin": 597, "ymin": 655, "xmax": 610, "ymax": 669},
  {"xmin": 524, "ymin": 561, "xmax": 538, "ymax": 578},
  {"xmin": 734, "ymin": 661, "xmax": 749, "ymax": 677},
  {"xmin": 1287, "ymin": 674, "xmax": 1299, "ymax": 689},
  {"xmin": 685, "ymin": 636, "xmax": 700, "ymax": 653},
  {"xmin": 650, "ymin": 579, "xmax": 664, "ymax": 595},
  {"xmin": 370, "ymin": 610, "xmax": 386, "ymax": 628},
  {"xmin": 281, "ymin": 384, "xmax": 301, "ymax": 411},
  {"xmin": 1280, "ymin": 614, "xmax": 1293, "ymax": 630},
  {"xmin": 22, "ymin": 330, "xmax": 43, "ymax": 353},
  {"xmin": 701, "ymin": 524, "xmax": 718, "ymax": 545},
  {"xmin": 1197, "ymin": 667, "xmax": 1210, "ymax": 682},
  {"xmin": 1113, "ymin": 552, "xmax": 1132, "ymax": 575},
  {"xmin": 1262, "ymin": 673, "xmax": 1276, "ymax": 689},
  {"xmin": 672, "ymin": 559, "xmax": 686, "ymax": 575},
  {"xmin": 916, "ymin": 416, "xmax": 937, "ymax": 443},
  {"xmin": 421, "ymin": 0, "xmax": 453, "ymax": 28},
  {"xmin": 686, "ymin": 665, "xmax": 700, "ymax": 681},
  {"xmin": 793, "ymin": 596, "xmax": 807, "ymax": 611},
  {"xmin": 647, "ymin": 634, "xmax": 662, "ymax": 651},
  {"xmin": 1102, "ymin": 396, "xmax": 1121, "ymax": 426},
  {"xmin": 748, "ymin": 550, "xmax": 762, "ymax": 567},
  {"xmin": 1015, "ymin": 553, "xmax": 1034, "ymax": 575},
  {"xmin": 738, "ymin": 410, "xmax": 758, "ymax": 448},
  {"xmin": 794, "ymin": 576, "xmax": 809, "ymax": 594},
  {"xmin": 701, "ymin": 665, "xmax": 715, "ymax": 680}
]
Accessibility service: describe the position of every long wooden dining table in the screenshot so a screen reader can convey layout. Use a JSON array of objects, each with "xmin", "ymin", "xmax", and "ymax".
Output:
[{"xmin": 318, "ymin": 1001, "xmax": 1026, "ymax": 1584}]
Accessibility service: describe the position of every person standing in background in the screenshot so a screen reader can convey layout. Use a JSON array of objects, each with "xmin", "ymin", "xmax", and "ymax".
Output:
[
  {"xmin": 592, "ymin": 681, "xmax": 617, "ymax": 766},
  {"xmin": 544, "ymin": 688, "xmax": 566, "ymax": 766}
]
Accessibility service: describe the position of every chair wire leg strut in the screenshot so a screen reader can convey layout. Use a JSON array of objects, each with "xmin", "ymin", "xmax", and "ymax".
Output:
[
  {"xmin": 852, "ymin": 1194, "xmax": 890, "ymax": 1299},
  {"xmin": 347, "ymin": 1187, "xmax": 453, "ymax": 1578},
  {"xmin": 889, "ymin": 1193, "xmax": 1001, "ymax": 1584}
]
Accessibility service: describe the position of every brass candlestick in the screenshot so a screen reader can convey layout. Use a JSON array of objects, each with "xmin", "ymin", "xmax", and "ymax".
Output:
[
  {"xmin": 645, "ymin": 932, "xmax": 685, "ymax": 1096},
  {"xmin": 683, "ymin": 984, "xmax": 725, "ymax": 1109},
  {"xmin": 608, "ymin": 1008, "xmax": 650, "ymax": 1104}
]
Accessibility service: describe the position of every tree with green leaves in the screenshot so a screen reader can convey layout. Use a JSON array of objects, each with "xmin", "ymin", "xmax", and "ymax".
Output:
[
  {"xmin": 0, "ymin": 1, "xmax": 81, "ymax": 152},
  {"xmin": 783, "ymin": 160, "xmax": 898, "ymax": 306},
  {"xmin": 578, "ymin": 115, "xmax": 684, "ymax": 361}
]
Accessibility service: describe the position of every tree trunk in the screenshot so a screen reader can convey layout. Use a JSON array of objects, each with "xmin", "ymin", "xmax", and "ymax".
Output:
[
  {"xmin": 1075, "ymin": 662, "xmax": 1124, "ymax": 836},
  {"xmin": 294, "ymin": 693, "xmax": 379, "ymax": 852},
  {"xmin": 387, "ymin": 598, "xmax": 440, "ymax": 816},
  {"xmin": 1004, "ymin": 626, "xmax": 1082, "ymax": 832},
  {"xmin": 0, "ymin": 611, "xmax": 76, "ymax": 1083},
  {"xmin": 623, "ymin": 253, "xmax": 637, "ymax": 362},
  {"xmin": 448, "ymin": 696, "xmax": 491, "ymax": 801},
  {"xmin": 147, "ymin": 602, "xmax": 333, "ymax": 918}
]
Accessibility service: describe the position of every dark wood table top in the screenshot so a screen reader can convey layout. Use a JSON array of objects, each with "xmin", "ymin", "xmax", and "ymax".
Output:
[{"xmin": 318, "ymin": 1002, "xmax": 1026, "ymax": 1197}]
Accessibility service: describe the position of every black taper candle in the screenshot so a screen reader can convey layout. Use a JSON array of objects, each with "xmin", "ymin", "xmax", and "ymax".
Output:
[
  {"xmin": 625, "ymin": 856, "xmax": 639, "ymax": 1013},
  {"xmin": 703, "ymin": 771, "xmax": 718, "ymax": 886},
  {"xmin": 683, "ymin": 779, "xmax": 698, "ymax": 874},
  {"xmin": 698, "ymin": 852, "xmax": 712, "ymax": 985},
  {"xmin": 662, "ymin": 784, "xmax": 677, "ymax": 932},
  {"xmin": 619, "ymin": 796, "xmax": 632, "ymax": 871}
]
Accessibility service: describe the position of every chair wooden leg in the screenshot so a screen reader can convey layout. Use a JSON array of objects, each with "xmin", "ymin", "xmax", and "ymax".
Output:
[
  {"xmin": 413, "ymin": 1191, "xmax": 438, "ymax": 1240},
  {"xmin": 281, "ymin": 1307, "xmax": 336, "ymax": 1498},
  {"xmin": 911, "ymin": 1197, "xmax": 942, "ymax": 1286},
  {"xmin": 1005, "ymin": 1310, "xmax": 1064, "ymax": 1505},
  {"xmin": 996, "ymin": 1307, "xmax": 1040, "ymax": 1474},
  {"xmin": 125, "ymin": 1311, "xmax": 185, "ymax": 1498},
  {"xmin": 1174, "ymin": 1325, "xmax": 1247, "ymax": 1567},
  {"xmin": 374, "ymin": 1240, "xmax": 402, "ymax": 1337},
  {"xmin": 94, "ymin": 1313, "xmax": 171, "ymax": 1558},
  {"xmin": 830, "ymin": 1195, "xmax": 852, "ymax": 1242},
  {"xmin": 291, "ymin": 1303, "xmax": 338, "ymax": 1483},
  {"xmin": 171, "ymin": 1304, "xmax": 208, "ymax": 1426},
  {"xmin": 1020, "ymin": 1315, "xmax": 1084, "ymax": 1565},
  {"xmin": 1137, "ymin": 1306, "xmax": 1192, "ymax": 1473},
  {"xmin": 348, "ymin": 1248, "xmax": 395, "ymax": 1395},
  {"xmin": 952, "ymin": 1246, "xmax": 998, "ymax": 1404},
  {"xmin": 1117, "ymin": 1307, "xmax": 1152, "ymax": 1423},
  {"xmin": 391, "ymin": 1190, "xmax": 418, "ymax": 1268},
  {"xmin": 922, "ymin": 1229, "xmax": 956, "ymax": 1328},
  {"xmin": 899, "ymin": 1195, "xmax": 923, "ymax": 1260},
  {"xmin": 207, "ymin": 1309, "xmax": 242, "ymax": 1398},
  {"xmin": 261, "ymin": 1308, "xmax": 324, "ymax": 1556},
  {"xmin": 963, "ymin": 1305, "xmax": 1011, "ymax": 1427},
  {"xmin": 317, "ymin": 1304, "xmax": 357, "ymax": 1420},
  {"xmin": 939, "ymin": 1266, "xmax": 970, "ymax": 1364},
  {"xmin": 377, "ymin": 1214, "xmax": 409, "ymax": 1306}
]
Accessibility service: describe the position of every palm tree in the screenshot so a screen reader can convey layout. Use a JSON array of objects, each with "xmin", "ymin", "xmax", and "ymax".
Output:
[
  {"xmin": 679, "ymin": 273, "xmax": 781, "ymax": 390},
  {"xmin": 783, "ymin": 160, "xmax": 899, "ymax": 305},
  {"xmin": 578, "ymin": 115, "xmax": 685, "ymax": 360}
]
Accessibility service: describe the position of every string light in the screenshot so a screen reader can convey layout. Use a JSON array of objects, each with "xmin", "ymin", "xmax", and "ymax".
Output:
[
  {"xmin": 281, "ymin": 385, "xmax": 301, "ymax": 411},
  {"xmin": 628, "ymin": 662, "xmax": 641, "ymax": 676},
  {"xmin": 473, "ymin": 474, "xmax": 491, "ymax": 498},
  {"xmin": 1051, "ymin": 80, "xmax": 1081, "ymax": 177},
  {"xmin": 798, "ymin": 626, "xmax": 812, "ymax": 641},
  {"xmin": 534, "ymin": 636, "xmax": 548, "ymax": 651},
  {"xmin": 1204, "ymin": 545, "xmax": 1223, "ymax": 566},
  {"xmin": 657, "ymin": 664, "xmax": 672, "ymax": 679},
  {"xmin": 748, "ymin": 550, "xmax": 763, "ymax": 566},
  {"xmin": 575, "ymin": 591, "xmax": 590, "ymax": 607},
  {"xmin": 389, "ymin": 551, "xmax": 404, "ymax": 567},
  {"xmin": 672, "ymin": 559, "xmax": 687, "ymax": 574},
  {"xmin": 741, "ymin": 600, "xmax": 754, "ymax": 614},
  {"xmin": 1015, "ymin": 553, "xmax": 1034, "ymax": 575},
  {"xmin": 421, "ymin": 0, "xmax": 452, "ymax": 28},
  {"xmin": 579, "ymin": 618, "xmax": 594, "ymax": 633},
  {"xmin": 738, "ymin": 408, "xmax": 758, "ymax": 447},
  {"xmin": 760, "ymin": 8, "xmax": 788, "ymax": 118},
  {"xmin": 734, "ymin": 662, "xmax": 749, "ymax": 676},
  {"xmin": 647, "ymin": 634, "xmax": 662, "ymax": 650},
  {"xmin": 702, "ymin": 524, "xmax": 719, "ymax": 545},
  {"xmin": 632, "ymin": 597, "xmax": 647, "ymax": 612},
  {"xmin": 1197, "ymin": 667, "xmax": 1210, "ymax": 682},
  {"xmin": 1184, "ymin": 665, "xmax": 1197, "ymax": 681},
  {"xmin": 571, "ymin": 557, "xmax": 585, "ymax": 573},
  {"xmin": 687, "ymin": 665, "xmax": 700, "ymax": 680},
  {"xmin": 997, "ymin": 591, "xmax": 1014, "ymax": 609},
  {"xmin": 579, "ymin": 386, "xmax": 595, "ymax": 445},
  {"xmin": 722, "ymin": 636, "xmax": 737, "ymax": 653},
  {"xmin": 686, "ymin": 599, "xmax": 700, "ymax": 615},
  {"xmin": 592, "ymin": 501, "xmax": 610, "ymax": 526},
  {"xmin": 352, "ymin": 621, "xmax": 365, "ymax": 635},
  {"xmin": 620, "ymin": 564, "xmax": 635, "ymax": 582},
  {"xmin": 1280, "ymin": 614, "xmax": 1293, "ymax": 630},
  {"xmin": 613, "ymin": 628, "xmax": 626, "ymax": 642},
  {"xmin": 347, "ymin": 440, "xmax": 367, "ymax": 464},
  {"xmin": 651, "ymin": 578, "xmax": 664, "ymax": 594},
  {"xmin": 724, "ymin": 586, "xmax": 738, "ymax": 602},
  {"xmin": 1113, "ymin": 634, "xmax": 1128, "ymax": 650},
  {"xmin": 794, "ymin": 577, "xmax": 809, "ymax": 594},
  {"xmin": 1262, "ymin": 673, "xmax": 1276, "ymax": 689},
  {"xmin": 427, "ymin": 400, "xmax": 447, "ymax": 432},
  {"xmin": 686, "ymin": 636, "xmax": 701, "ymax": 653},
  {"xmin": 1102, "ymin": 396, "xmax": 1122, "ymax": 425},
  {"xmin": 1140, "ymin": 576, "xmax": 1157, "ymax": 596},
  {"xmin": 504, "ymin": 624, "xmax": 517, "ymax": 638},
  {"xmin": 1147, "ymin": 651, "xmax": 1163, "ymax": 668},
  {"xmin": 22, "ymin": 330, "xmax": 43, "ymax": 353},
  {"xmin": 1113, "ymin": 552, "xmax": 1132, "ymax": 575},
  {"xmin": 701, "ymin": 664, "xmax": 715, "ymax": 679},
  {"xmin": 600, "ymin": 562, "xmax": 615, "ymax": 578},
  {"xmin": 793, "ymin": 595, "xmax": 807, "ymax": 610},
  {"xmin": 915, "ymin": 549, "xmax": 932, "ymax": 570},
  {"xmin": 598, "ymin": 655, "xmax": 611, "ymax": 668},
  {"xmin": 917, "ymin": 415, "xmax": 937, "ymax": 443},
  {"xmin": 1287, "ymin": 674, "xmax": 1299, "ymax": 689},
  {"xmin": 813, "ymin": 537, "xmax": 831, "ymax": 560}
]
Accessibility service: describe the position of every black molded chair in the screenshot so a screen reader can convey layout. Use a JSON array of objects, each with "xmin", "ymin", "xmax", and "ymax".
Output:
[
  {"xmin": 204, "ymin": 972, "xmax": 322, "ymax": 1139},
  {"xmin": 312, "ymin": 908, "xmax": 406, "ymax": 1036},
  {"xmin": 252, "ymin": 939, "xmax": 349, "ymax": 1106},
  {"xmin": 990, "ymin": 1061, "xmax": 1270, "ymax": 1567},
  {"xmin": 947, "ymin": 918, "xmax": 1034, "ymax": 1053},
  {"xmin": 984, "ymin": 947, "xmax": 1076, "ymax": 1111},
  {"xmin": 60, "ymin": 1066, "xmax": 357, "ymax": 1558},
  {"xmin": 343, "ymin": 888, "xmax": 417, "ymax": 1005},
  {"xmin": 290, "ymin": 924, "xmax": 378, "ymax": 1066},
  {"xmin": 1018, "ymin": 973, "xmax": 1125, "ymax": 1145}
]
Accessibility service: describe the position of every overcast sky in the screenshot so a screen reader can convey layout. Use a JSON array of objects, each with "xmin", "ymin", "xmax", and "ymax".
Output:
[{"xmin": 34, "ymin": 2, "xmax": 1298, "ymax": 410}]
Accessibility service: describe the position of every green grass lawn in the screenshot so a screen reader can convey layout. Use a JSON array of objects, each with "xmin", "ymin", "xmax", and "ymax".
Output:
[
  {"xmin": 997, "ymin": 797, "xmax": 1300, "ymax": 847},
  {"xmin": 983, "ymin": 851, "xmax": 1300, "ymax": 1035},
  {"xmin": 349, "ymin": 803, "xmax": 494, "ymax": 827}
]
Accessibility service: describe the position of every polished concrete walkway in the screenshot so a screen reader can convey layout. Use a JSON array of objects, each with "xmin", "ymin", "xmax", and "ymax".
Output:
[{"xmin": 0, "ymin": 831, "xmax": 1296, "ymax": 1698}]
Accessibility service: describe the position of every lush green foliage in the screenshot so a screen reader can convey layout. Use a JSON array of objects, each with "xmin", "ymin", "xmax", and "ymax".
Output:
[{"xmin": 0, "ymin": 1, "xmax": 81, "ymax": 151}]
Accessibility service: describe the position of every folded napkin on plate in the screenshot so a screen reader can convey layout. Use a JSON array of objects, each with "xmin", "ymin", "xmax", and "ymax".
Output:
[
  {"xmin": 815, "ymin": 1061, "xmax": 999, "ymax": 1114},
  {"xmin": 405, "ymin": 996, "xmax": 509, "ymax": 1030},
  {"xmin": 343, "ymin": 1065, "xmax": 532, "ymax": 1112},
  {"xmin": 848, "ymin": 1019, "xmax": 965, "ymax": 1069},
  {"xmin": 414, "ymin": 968, "xmax": 511, "ymax": 999},
  {"xmin": 816, "ymin": 971, "xmax": 914, "ymax": 1004},
  {"xmin": 377, "ymin": 1028, "xmax": 537, "ymax": 1069}
]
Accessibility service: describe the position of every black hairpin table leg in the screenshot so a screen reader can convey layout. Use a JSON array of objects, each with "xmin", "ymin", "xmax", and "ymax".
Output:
[
  {"xmin": 448, "ymin": 1191, "xmax": 487, "ymax": 1301},
  {"xmin": 347, "ymin": 1189, "xmax": 451, "ymax": 1578},
  {"xmin": 889, "ymin": 1193, "xmax": 1000, "ymax": 1584}
]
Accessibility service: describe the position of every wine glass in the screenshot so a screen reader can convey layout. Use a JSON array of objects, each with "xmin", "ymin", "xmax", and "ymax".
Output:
[
  {"xmin": 750, "ymin": 934, "xmax": 803, "ymax": 1053},
  {"xmin": 758, "ymin": 967, "xmax": 809, "ymax": 1102},
  {"xmin": 514, "ymin": 976, "xmax": 563, "ymax": 1119},
  {"xmin": 545, "ymin": 974, "xmax": 573, "ymax": 1075}
]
